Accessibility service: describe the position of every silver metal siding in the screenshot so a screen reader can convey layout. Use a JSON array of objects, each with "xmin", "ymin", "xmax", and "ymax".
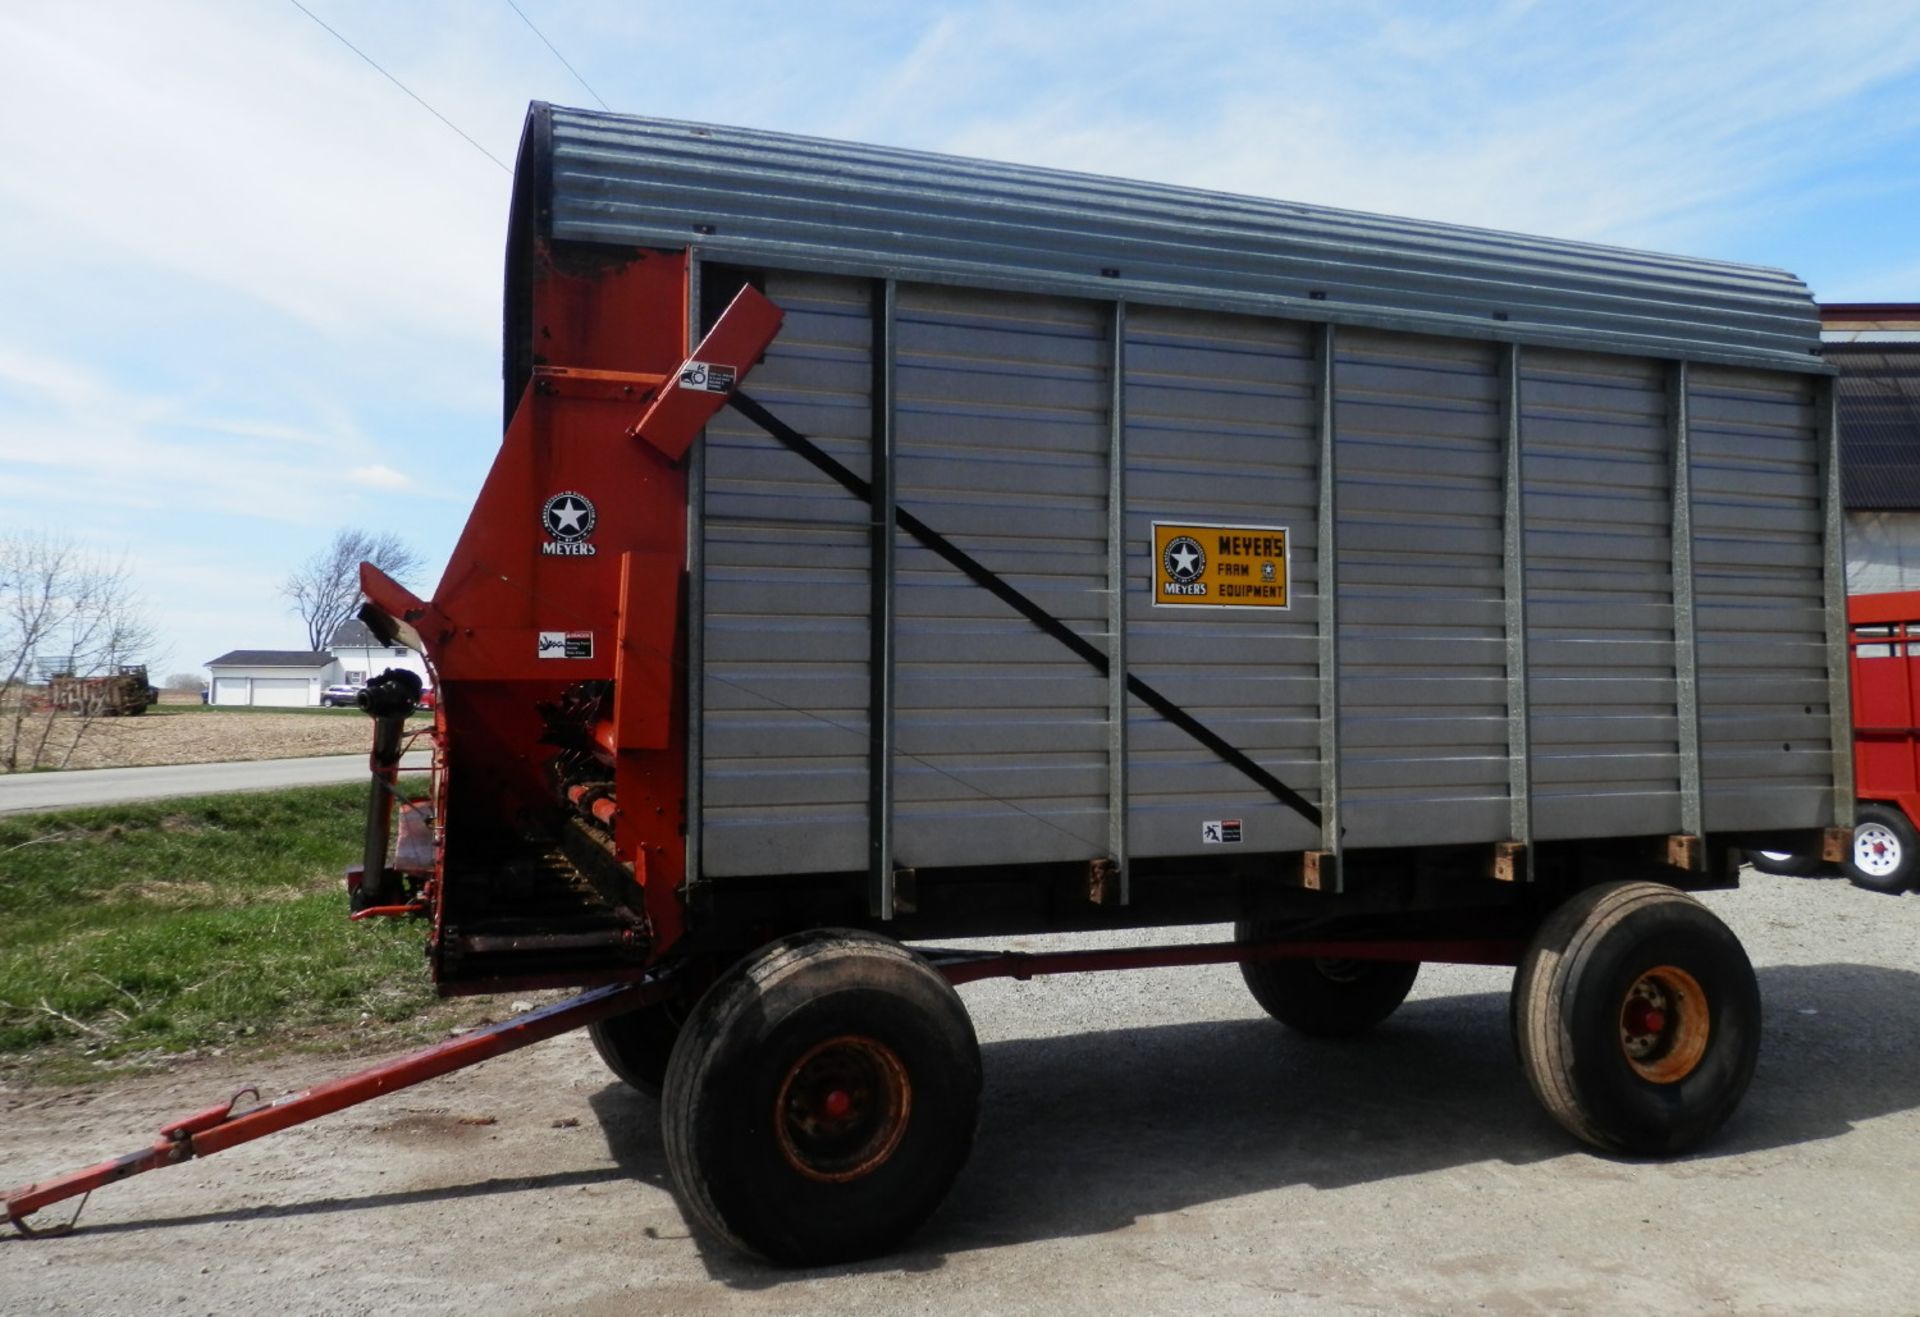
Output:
[
  {"xmin": 536, "ymin": 107, "xmax": 1824, "ymax": 375},
  {"xmin": 890, "ymin": 286, "xmax": 1113, "ymax": 866},
  {"xmin": 693, "ymin": 284, "xmax": 1842, "ymax": 880},
  {"xmin": 1687, "ymin": 366, "xmax": 1834, "ymax": 831},
  {"xmin": 1122, "ymin": 306, "xmax": 1322, "ymax": 857},
  {"xmin": 1520, "ymin": 351, "xmax": 1683, "ymax": 840},
  {"xmin": 1333, "ymin": 330, "xmax": 1510, "ymax": 847},
  {"xmin": 702, "ymin": 272, "xmax": 874, "ymax": 876}
]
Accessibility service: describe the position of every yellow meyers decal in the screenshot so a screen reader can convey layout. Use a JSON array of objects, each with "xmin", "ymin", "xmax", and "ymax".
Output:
[{"xmin": 1151, "ymin": 521, "xmax": 1290, "ymax": 609}]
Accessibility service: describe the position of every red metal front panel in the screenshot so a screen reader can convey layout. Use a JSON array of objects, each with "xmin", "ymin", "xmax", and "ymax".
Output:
[
  {"xmin": 1849, "ymin": 594, "xmax": 1920, "ymax": 827},
  {"xmin": 415, "ymin": 245, "xmax": 694, "ymax": 972}
]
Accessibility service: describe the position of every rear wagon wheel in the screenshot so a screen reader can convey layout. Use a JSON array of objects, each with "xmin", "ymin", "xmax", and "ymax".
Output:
[{"xmin": 1514, "ymin": 881, "xmax": 1760, "ymax": 1156}]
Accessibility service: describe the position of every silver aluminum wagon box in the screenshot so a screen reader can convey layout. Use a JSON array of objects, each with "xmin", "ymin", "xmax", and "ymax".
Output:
[
  {"xmin": 513, "ymin": 105, "xmax": 1847, "ymax": 1262},
  {"xmin": 518, "ymin": 111, "xmax": 1845, "ymax": 900}
]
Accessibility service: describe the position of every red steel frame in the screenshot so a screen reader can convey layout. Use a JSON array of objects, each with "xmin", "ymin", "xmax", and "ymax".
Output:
[
  {"xmin": 1847, "ymin": 590, "xmax": 1920, "ymax": 833},
  {"xmin": 355, "ymin": 246, "xmax": 784, "ymax": 982},
  {"xmin": 4, "ymin": 933, "xmax": 1520, "ymax": 1235}
]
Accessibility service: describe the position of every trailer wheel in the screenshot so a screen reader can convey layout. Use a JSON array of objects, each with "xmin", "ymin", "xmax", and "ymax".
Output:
[
  {"xmin": 1234, "ymin": 920, "xmax": 1419, "ymax": 1037},
  {"xmin": 661, "ymin": 930, "xmax": 981, "ymax": 1266},
  {"xmin": 1742, "ymin": 849, "xmax": 1825, "ymax": 878},
  {"xmin": 1514, "ymin": 882, "xmax": 1759, "ymax": 1156},
  {"xmin": 1845, "ymin": 804, "xmax": 1918, "ymax": 894},
  {"xmin": 587, "ymin": 997, "xmax": 690, "ymax": 1098}
]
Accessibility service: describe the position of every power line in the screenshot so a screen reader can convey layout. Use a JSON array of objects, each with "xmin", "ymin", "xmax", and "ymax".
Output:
[
  {"xmin": 502, "ymin": 0, "xmax": 610, "ymax": 111},
  {"xmin": 284, "ymin": 0, "xmax": 511, "ymax": 174}
]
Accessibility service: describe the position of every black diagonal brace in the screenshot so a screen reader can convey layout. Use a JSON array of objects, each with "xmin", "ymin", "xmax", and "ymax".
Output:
[{"xmin": 727, "ymin": 391, "xmax": 1323, "ymax": 830}]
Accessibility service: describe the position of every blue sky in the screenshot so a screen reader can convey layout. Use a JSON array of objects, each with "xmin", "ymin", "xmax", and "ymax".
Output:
[{"xmin": 2, "ymin": 1, "xmax": 1918, "ymax": 677}]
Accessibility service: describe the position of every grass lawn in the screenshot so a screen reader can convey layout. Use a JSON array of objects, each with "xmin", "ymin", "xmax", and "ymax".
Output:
[{"xmin": 0, "ymin": 779, "xmax": 453, "ymax": 1084}]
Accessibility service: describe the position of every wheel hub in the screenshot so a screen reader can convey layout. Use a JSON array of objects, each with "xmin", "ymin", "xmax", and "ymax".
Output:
[
  {"xmin": 1855, "ymin": 824, "xmax": 1902, "ymax": 876},
  {"xmin": 1618, "ymin": 965, "xmax": 1711, "ymax": 1084},
  {"xmin": 774, "ymin": 1034, "xmax": 912, "ymax": 1183}
]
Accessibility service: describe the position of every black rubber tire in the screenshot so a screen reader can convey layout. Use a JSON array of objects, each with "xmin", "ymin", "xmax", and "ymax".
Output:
[
  {"xmin": 1513, "ymin": 881, "xmax": 1760, "ymax": 1156},
  {"xmin": 1845, "ymin": 803, "xmax": 1919, "ymax": 894},
  {"xmin": 1742, "ymin": 849, "xmax": 1826, "ymax": 878},
  {"xmin": 660, "ymin": 930, "xmax": 981, "ymax": 1266},
  {"xmin": 588, "ymin": 998, "xmax": 688, "ymax": 1098},
  {"xmin": 1235, "ymin": 919, "xmax": 1420, "ymax": 1038}
]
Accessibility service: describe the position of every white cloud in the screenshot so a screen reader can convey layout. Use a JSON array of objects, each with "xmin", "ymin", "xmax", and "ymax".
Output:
[
  {"xmin": 348, "ymin": 463, "xmax": 411, "ymax": 490},
  {"xmin": 0, "ymin": 4, "xmax": 514, "ymax": 347}
]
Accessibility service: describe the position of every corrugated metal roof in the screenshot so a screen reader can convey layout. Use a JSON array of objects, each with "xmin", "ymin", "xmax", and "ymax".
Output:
[
  {"xmin": 1829, "ymin": 343, "xmax": 1920, "ymax": 510},
  {"xmin": 523, "ymin": 103, "xmax": 1825, "ymax": 373}
]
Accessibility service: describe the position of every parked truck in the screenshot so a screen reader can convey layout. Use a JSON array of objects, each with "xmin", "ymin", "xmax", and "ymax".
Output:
[{"xmin": 8, "ymin": 104, "xmax": 1851, "ymax": 1265}]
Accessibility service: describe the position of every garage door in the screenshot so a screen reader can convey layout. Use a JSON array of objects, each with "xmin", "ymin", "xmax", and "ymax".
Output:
[
  {"xmin": 212, "ymin": 677, "xmax": 250, "ymax": 706},
  {"xmin": 250, "ymin": 678, "xmax": 310, "ymax": 707}
]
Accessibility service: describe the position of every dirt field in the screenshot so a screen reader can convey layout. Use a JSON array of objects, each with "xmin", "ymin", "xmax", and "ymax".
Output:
[
  {"xmin": 1, "ymin": 869, "xmax": 1916, "ymax": 1314},
  {"xmin": 1, "ymin": 698, "xmax": 411, "ymax": 773}
]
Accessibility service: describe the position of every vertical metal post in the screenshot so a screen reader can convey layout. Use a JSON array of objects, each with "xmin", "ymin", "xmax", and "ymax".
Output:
[
  {"xmin": 1670, "ymin": 361, "xmax": 1705, "ymax": 844},
  {"xmin": 868, "ymin": 280, "xmax": 899, "ymax": 918},
  {"xmin": 1500, "ymin": 344, "xmax": 1533, "ymax": 874},
  {"xmin": 1107, "ymin": 301, "xmax": 1130, "ymax": 903},
  {"xmin": 1314, "ymin": 323, "xmax": 1343, "ymax": 884},
  {"xmin": 357, "ymin": 713, "xmax": 405, "ymax": 906},
  {"xmin": 1816, "ymin": 373, "xmax": 1855, "ymax": 825},
  {"xmin": 683, "ymin": 257, "xmax": 704, "ymax": 892}
]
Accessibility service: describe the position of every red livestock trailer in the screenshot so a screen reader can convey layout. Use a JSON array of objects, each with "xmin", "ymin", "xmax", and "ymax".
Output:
[{"xmin": 1817, "ymin": 591, "xmax": 1920, "ymax": 890}]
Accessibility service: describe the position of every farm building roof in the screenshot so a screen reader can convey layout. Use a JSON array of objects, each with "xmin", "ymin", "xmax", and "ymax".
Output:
[
  {"xmin": 329, "ymin": 619, "xmax": 381, "ymax": 647},
  {"xmin": 205, "ymin": 650, "xmax": 332, "ymax": 668}
]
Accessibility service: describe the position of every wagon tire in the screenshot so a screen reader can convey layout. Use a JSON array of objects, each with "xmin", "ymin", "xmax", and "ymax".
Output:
[
  {"xmin": 588, "ymin": 997, "xmax": 691, "ymax": 1098},
  {"xmin": 1514, "ymin": 881, "xmax": 1759, "ymax": 1156},
  {"xmin": 1845, "ymin": 804, "xmax": 1918, "ymax": 894},
  {"xmin": 1742, "ymin": 849, "xmax": 1825, "ymax": 878},
  {"xmin": 661, "ymin": 930, "xmax": 981, "ymax": 1266},
  {"xmin": 1235, "ymin": 920, "xmax": 1420, "ymax": 1038}
]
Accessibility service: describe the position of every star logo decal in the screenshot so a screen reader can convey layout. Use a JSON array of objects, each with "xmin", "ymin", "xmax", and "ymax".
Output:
[{"xmin": 541, "ymin": 490, "xmax": 598, "ymax": 542}]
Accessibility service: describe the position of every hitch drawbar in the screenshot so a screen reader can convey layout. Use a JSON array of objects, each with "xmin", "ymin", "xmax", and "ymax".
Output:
[{"xmin": 4, "ymin": 981, "xmax": 667, "ymax": 1236}]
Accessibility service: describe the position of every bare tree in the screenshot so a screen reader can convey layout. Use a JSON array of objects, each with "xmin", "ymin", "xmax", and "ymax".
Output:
[
  {"xmin": 164, "ymin": 671, "xmax": 204, "ymax": 691},
  {"xmin": 282, "ymin": 528, "xmax": 425, "ymax": 651},
  {"xmin": 1, "ymin": 533, "xmax": 159, "ymax": 772}
]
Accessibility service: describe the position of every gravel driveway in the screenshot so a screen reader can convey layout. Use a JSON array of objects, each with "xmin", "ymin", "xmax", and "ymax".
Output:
[{"xmin": 2, "ymin": 868, "xmax": 1916, "ymax": 1314}]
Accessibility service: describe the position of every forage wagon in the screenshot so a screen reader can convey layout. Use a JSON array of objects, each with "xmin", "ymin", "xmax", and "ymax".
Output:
[{"xmin": 9, "ymin": 103, "xmax": 1849, "ymax": 1266}]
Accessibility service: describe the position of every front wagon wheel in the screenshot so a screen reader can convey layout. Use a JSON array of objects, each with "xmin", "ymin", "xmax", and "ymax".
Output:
[
  {"xmin": 660, "ymin": 931, "xmax": 981, "ymax": 1266},
  {"xmin": 1235, "ymin": 919, "xmax": 1419, "ymax": 1038}
]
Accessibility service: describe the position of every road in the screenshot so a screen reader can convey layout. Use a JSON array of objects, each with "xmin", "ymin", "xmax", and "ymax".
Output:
[
  {"xmin": 0, "ymin": 750, "xmax": 433, "ymax": 815},
  {"xmin": 1, "ymin": 870, "xmax": 1916, "ymax": 1314}
]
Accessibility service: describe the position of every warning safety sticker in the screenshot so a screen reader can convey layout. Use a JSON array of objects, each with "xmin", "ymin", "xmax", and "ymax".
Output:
[
  {"xmin": 678, "ymin": 361, "xmax": 736, "ymax": 394},
  {"xmin": 537, "ymin": 630, "xmax": 594, "ymax": 659},
  {"xmin": 1151, "ymin": 521, "xmax": 1289, "ymax": 609}
]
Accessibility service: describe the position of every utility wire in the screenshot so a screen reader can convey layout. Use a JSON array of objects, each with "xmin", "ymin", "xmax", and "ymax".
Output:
[
  {"xmin": 502, "ymin": 0, "xmax": 610, "ymax": 110},
  {"xmin": 284, "ymin": 0, "xmax": 511, "ymax": 173}
]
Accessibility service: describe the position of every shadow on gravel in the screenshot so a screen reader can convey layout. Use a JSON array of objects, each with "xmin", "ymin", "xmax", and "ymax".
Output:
[
  {"xmin": 669, "ymin": 961, "xmax": 1920, "ymax": 1290},
  {"xmin": 31, "ymin": 962, "xmax": 1914, "ymax": 1273},
  {"xmin": 55, "ymin": 1167, "xmax": 628, "ymax": 1236}
]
